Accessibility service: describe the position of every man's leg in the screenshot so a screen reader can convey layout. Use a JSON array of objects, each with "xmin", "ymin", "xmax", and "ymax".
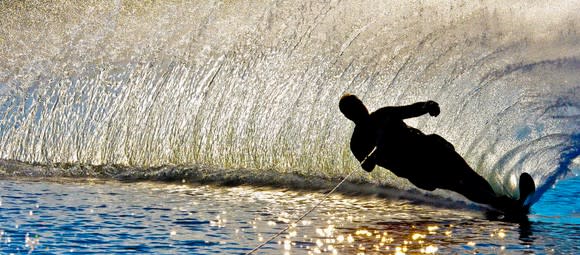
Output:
[
  {"xmin": 423, "ymin": 135, "xmax": 499, "ymax": 205},
  {"xmin": 454, "ymin": 179, "xmax": 497, "ymax": 205},
  {"xmin": 441, "ymin": 165, "xmax": 499, "ymax": 205}
]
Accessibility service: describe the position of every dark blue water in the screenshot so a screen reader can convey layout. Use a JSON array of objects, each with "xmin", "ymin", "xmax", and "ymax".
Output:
[
  {"xmin": 532, "ymin": 172, "xmax": 580, "ymax": 225},
  {"xmin": 1, "ymin": 175, "xmax": 578, "ymax": 254}
]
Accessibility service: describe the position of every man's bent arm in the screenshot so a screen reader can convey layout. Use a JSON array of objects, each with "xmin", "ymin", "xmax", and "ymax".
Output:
[{"xmin": 373, "ymin": 101, "xmax": 439, "ymax": 120}]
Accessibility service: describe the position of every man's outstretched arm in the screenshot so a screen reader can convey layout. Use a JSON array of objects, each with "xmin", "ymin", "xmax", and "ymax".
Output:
[{"xmin": 373, "ymin": 101, "xmax": 440, "ymax": 119}]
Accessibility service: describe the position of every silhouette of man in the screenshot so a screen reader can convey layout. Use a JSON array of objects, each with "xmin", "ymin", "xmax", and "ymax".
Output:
[{"xmin": 339, "ymin": 94, "xmax": 534, "ymax": 213}]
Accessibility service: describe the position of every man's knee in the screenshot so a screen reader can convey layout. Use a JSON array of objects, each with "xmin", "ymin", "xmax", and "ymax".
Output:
[{"xmin": 411, "ymin": 178, "xmax": 437, "ymax": 191}]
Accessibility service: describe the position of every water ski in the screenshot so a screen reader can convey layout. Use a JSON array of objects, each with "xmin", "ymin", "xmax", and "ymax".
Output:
[
  {"xmin": 491, "ymin": 173, "xmax": 536, "ymax": 218},
  {"xmin": 517, "ymin": 172, "xmax": 536, "ymax": 209}
]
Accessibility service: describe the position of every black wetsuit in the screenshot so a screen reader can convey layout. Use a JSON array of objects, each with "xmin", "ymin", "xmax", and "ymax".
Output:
[{"xmin": 349, "ymin": 102, "xmax": 499, "ymax": 205}]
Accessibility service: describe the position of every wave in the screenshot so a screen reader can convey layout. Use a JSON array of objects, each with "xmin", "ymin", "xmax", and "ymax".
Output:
[
  {"xmin": 1, "ymin": 0, "xmax": 579, "ymax": 203},
  {"xmin": 0, "ymin": 159, "xmax": 483, "ymax": 213}
]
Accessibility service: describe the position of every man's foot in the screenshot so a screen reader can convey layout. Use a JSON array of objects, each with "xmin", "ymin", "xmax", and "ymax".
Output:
[{"xmin": 489, "ymin": 173, "xmax": 536, "ymax": 218}]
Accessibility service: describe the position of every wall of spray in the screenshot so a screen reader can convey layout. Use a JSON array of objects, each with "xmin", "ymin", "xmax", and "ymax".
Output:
[{"xmin": 1, "ymin": 0, "xmax": 578, "ymax": 197}]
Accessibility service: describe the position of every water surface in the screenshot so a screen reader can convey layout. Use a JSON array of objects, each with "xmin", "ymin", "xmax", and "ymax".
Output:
[{"xmin": 1, "ymin": 177, "xmax": 578, "ymax": 254}]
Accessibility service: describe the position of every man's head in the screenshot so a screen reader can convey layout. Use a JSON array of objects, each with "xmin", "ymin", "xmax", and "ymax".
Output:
[{"xmin": 339, "ymin": 94, "xmax": 369, "ymax": 123}]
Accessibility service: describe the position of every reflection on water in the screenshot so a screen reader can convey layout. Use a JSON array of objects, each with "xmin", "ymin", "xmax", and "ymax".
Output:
[{"xmin": 0, "ymin": 179, "xmax": 576, "ymax": 254}]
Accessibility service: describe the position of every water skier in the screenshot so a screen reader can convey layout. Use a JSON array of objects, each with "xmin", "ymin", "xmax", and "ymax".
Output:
[{"xmin": 339, "ymin": 94, "xmax": 535, "ymax": 214}]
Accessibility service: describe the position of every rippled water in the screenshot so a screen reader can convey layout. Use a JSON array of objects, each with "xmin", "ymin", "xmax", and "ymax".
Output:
[
  {"xmin": 1, "ymin": 178, "xmax": 578, "ymax": 254},
  {"xmin": 1, "ymin": 1, "xmax": 578, "ymax": 254}
]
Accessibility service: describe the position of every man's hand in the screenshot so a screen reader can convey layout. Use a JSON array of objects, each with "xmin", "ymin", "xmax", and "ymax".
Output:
[
  {"xmin": 425, "ymin": 101, "xmax": 440, "ymax": 117},
  {"xmin": 361, "ymin": 150, "xmax": 377, "ymax": 172},
  {"xmin": 361, "ymin": 158, "xmax": 375, "ymax": 172}
]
